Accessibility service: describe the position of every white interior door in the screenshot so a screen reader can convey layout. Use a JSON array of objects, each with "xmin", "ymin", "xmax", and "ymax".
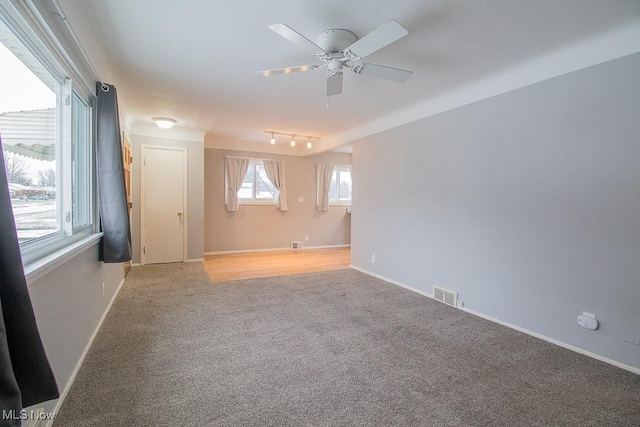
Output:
[{"xmin": 142, "ymin": 145, "xmax": 187, "ymax": 264}]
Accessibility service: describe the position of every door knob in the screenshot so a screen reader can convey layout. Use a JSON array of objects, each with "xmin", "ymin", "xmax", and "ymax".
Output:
[{"xmin": 177, "ymin": 212, "xmax": 182, "ymax": 217}]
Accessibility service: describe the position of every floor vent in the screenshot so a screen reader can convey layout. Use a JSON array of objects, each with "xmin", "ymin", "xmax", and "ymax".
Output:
[
  {"xmin": 291, "ymin": 241, "xmax": 303, "ymax": 250},
  {"xmin": 433, "ymin": 285, "xmax": 457, "ymax": 308}
]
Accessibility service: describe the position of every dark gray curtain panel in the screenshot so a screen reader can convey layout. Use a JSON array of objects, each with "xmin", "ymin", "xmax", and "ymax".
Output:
[
  {"xmin": 96, "ymin": 82, "xmax": 132, "ymax": 263},
  {"xmin": 0, "ymin": 143, "xmax": 59, "ymax": 424}
]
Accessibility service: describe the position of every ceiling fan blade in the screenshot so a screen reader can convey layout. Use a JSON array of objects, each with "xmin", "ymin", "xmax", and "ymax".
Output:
[
  {"xmin": 352, "ymin": 63, "xmax": 412, "ymax": 83},
  {"xmin": 327, "ymin": 74, "xmax": 343, "ymax": 96},
  {"xmin": 344, "ymin": 20, "xmax": 408, "ymax": 60},
  {"xmin": 258, "ymin": 64, "xmax": 320, "ymax": 77},
  {"xmin": 268, "ymin": 24, "xmax": 325, "ymax": 55}
]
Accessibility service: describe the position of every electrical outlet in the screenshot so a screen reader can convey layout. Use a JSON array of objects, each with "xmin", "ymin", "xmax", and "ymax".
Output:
[{"xmin": 371, "ymin": 254, "xmax": 376, "ymax": 263}]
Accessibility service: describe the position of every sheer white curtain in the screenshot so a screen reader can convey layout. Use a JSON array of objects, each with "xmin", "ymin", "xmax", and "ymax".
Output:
[
  {"xmin": 263, "ymin": 159, "xmax": 288, "ymax": 211},
  {"xmin": 316, "ymin": 163, "xmax": 334, "ymax": 212},
  {"xmin": 225, "ymin": 156, "xmax": 250, "ymax": 212}
]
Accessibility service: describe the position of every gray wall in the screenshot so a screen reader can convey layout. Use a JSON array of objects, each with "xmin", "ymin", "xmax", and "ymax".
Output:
[
  {"xmin": 204, "ymin": 148, "xmax": 351, "ymax": 252},
  {"xmin": 130, "ymin": 134, "xmax": 205, "ymax": 263},
  {"xmin": 351, "ymin": 53, "xmax": 640, "ymax": 370},
  {"xmin": 27, "ymin": 243, "xmax": 123, "ymax": 416}
]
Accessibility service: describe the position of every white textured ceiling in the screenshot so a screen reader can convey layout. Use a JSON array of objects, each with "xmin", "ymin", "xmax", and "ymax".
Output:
[{"xmin": 64, "ymin": 0, "xmax": 640, "ymax": 154}]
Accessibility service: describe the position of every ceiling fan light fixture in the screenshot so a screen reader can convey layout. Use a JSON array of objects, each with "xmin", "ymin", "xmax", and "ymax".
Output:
[{"xmin": 152, "ymin": 117, "xmax": 177, "ymax": 129}]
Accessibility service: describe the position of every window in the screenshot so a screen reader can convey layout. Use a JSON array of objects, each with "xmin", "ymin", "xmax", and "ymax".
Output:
[
  {"xmin": 238, "ymin": 159, "xmax": 277, "ymax": 203},
  {"xmin": 71, "ymin": 92, "xmax": 91, "ymax": 229},
  {"xmin": 329, "ymin": 166, "xmax": 352, "ymax": 204},
  {"xmin": 0, "ymin": 22, "xmax": 60, "ymax": 244},
  {"xmin": 0, "ymin": 10, "xmax": 94, "ymax": 262}
]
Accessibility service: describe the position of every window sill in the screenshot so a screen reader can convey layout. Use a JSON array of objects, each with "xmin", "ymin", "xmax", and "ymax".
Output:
[
  {"xmin": 239, "ymin": 201, "xmax": 277, "ymax": 206},
  {"xmin": 24, "ymin": 233, "xmax": 103, "ymax": 286}
]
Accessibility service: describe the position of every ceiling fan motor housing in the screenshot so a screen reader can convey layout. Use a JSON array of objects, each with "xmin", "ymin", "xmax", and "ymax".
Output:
[{"xmin": 315, "ymin": 29, "xmax": 357, "ymax": 53}]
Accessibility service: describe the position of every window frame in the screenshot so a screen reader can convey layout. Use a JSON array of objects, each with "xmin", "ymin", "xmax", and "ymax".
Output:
[
  {"xmin": 0, "ymin": 1, "xmax": 97, "ymax": 266},
  {"xmin": 328, "ymin": 165, "xmax": 352, "ymax": 207},
  {"xmin": 71, "ymin": 90, "xmax": 93, "ymax": 232},
  {"xmin": 236, "ymin": 158, "xmax": 279, "ymax": 205}
]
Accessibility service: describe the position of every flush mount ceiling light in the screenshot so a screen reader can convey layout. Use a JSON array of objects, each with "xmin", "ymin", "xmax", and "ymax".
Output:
[{"xmin": 152, "ymin": 117, "xmax": 177, "ymax": 129}]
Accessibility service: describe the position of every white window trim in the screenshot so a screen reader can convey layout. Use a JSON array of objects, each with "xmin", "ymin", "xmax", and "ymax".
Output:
[
  {"xmin": 71, "ymin": 91, "xmax": 93, "ymax": 231},
  {"xmin": 61, "ymin": 78, "xmax": 73, "ymax": 236},
  {"xmin": 24, "ymin": 232, "xmax": 102, "ymax": 286},
  {"xmin": 329, "ymin": 164, "xmax": 352, "ymax": 207},
  {"xmin": 239, "ymin": 200, "xmax": 279, "ymax": 206},
  {"xmin": 225, "ymin": 156, "xmax": 279, "ymax": 205}
]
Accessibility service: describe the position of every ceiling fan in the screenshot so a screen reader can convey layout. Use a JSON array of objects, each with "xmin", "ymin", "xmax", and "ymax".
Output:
[{"xmin": 258, "ymin": 20, "xmax": 412, "ymax": 96}]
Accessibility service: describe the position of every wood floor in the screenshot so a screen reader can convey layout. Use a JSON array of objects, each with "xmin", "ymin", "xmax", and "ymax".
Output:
[{"xmin": 203, "ymin": 247, "xmax": 351, "ymax": 282}]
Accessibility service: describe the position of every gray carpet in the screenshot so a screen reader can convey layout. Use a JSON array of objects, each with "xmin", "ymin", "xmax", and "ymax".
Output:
[{"xmin": 54, "ymin": 263, "xmax": 640, "ymax": 426}]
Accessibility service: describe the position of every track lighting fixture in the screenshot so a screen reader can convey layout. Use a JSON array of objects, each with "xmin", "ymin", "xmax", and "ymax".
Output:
[{"xmin": 263, "ymin": 131, "xmax": 320, "ymax": 148}]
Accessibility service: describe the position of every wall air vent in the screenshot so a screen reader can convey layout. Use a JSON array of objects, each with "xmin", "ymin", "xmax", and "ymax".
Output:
[
  {"xmin": 291, "ymin": 241, "xmax": 303, "ymax": 250},
  {"xmin": 433, "ymin": 285, "xmax": 458, "ymax": 308}
]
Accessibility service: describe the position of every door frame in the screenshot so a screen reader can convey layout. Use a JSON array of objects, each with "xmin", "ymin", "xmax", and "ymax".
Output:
[
  {"xmin": 122, "ymin": 133, "xmax": 132, "ymax": 275},
  {"xmin": 140, "ymin": 144, "xmax": 189, "ymax": 265}
]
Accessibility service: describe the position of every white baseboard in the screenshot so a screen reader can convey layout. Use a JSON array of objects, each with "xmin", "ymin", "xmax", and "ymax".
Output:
[
  {"xmin": 131, "ymin": 259, "xmax": 205, "ymax": 265},
  {"xmin": 306, "ymin": 244, "xmax": 351, "ymax": 250},
  {"xmin": 46, "ymin": 277, "xmax": 126, "ymax": 426},
  {"xmin": 350, "ymin": 265, "xmax": 640, "ymax": 376},
  {"xmin": 458, "ymin": 306, "xmax": 640, "ymax": 375},
  {"xmin": 205, "ymin": 244, "xmax": 350, "ymax": 256},
  {"xmin": 205, "ymin": 247, "xmax": 290, "ymax": 255},
  {"xmin": 350, "ymin": 265, "xmax": 433, "ymax": 299}
]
